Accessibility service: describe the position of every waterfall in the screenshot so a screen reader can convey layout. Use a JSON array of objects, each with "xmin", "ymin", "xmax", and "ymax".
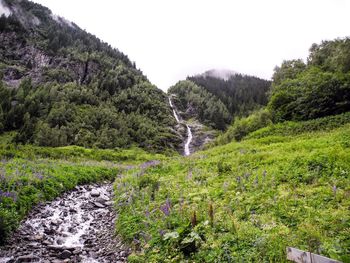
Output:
[
  {"xmin": 168, "ymin": 97, "xmax": 181, "ymax": 123},
  {"xmin": 184, "ymin": 125, "xmax": 192, "ymax": 156},
  {"xmin": 169, "ymin": 96, "xmax": 192, "ymax": 156}
]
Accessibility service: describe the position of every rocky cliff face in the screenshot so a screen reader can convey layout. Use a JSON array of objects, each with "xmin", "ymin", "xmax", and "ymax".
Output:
[{"xmin": 0, "ymin": 31, "xmax": 101, "ymax": 88}]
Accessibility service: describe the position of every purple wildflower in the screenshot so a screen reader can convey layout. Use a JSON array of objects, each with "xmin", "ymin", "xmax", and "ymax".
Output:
[
  {"xmin": 254, "ymin": 175, "xmax": 259, "ymax": 186},
  {"xmin": 244, "ymin": 172, "xmax": 251, "ymax": 180},
  {"xmin": 332, "ymin": 185, "xmax": 337, "ymax": 196},
  {"xmin": 145, "ymin": 208, "xmax": 150, "ymax": 218},
  {"xmin": 0, "ymin": 190, "xmax": 17, "ymax": 202},
  {"xmin": 159, "ymin": 229, "xmax": 166, "ymax": 237},
  {"xmin": 140, "ymin": 160, "xmax": 161, "ymax": 169},
  {"xmin": 160, "ymin": 198, "xmax": 171, "ymax": 216},
  {"xmin": 0, "ymin": 170, "xmax": 6, "ymax": 183},
  {"xmin": 34, "ymin": 172, "xmax": 44, "ymax": 180}
]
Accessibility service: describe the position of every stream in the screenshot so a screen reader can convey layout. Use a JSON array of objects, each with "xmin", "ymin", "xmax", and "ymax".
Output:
[
  {"xmin": 168, "ymin": 97, "xmax": 192, "ymax": 156},
  {"xmin": 0, "ymin": 183, "xmax": 129, "ymax": 263}
]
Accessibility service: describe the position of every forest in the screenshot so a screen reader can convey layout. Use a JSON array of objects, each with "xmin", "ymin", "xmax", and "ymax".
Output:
[
  {"xmin": 169, "ymin": 71, "xmax": 271, "ymax": 131},
  {"xmin": 0, "ymin": 0, "xmax": 180, "ymax": 152}
]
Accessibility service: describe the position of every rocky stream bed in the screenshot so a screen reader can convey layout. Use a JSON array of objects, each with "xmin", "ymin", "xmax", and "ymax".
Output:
[{"xmin": 0, "ymin": 183, "xmax": 130, "ymax": 263}]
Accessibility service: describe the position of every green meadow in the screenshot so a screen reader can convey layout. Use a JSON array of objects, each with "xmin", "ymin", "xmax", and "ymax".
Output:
[{"xmin": 114, "ymin": 115, "xmax": 350, "ymax": 262}]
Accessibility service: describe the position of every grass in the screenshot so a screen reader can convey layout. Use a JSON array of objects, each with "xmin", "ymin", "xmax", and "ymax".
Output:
[
  {"xmin": 1, "ymin": 114, "xmax": 349, "ymax": 262},
  {"xmin": 0, "ymin": 139, "xmax": 164, "ymax": 244},
  {"xmin": 114, "ymin": 119, "xmax": 350, "ymax": 262}
]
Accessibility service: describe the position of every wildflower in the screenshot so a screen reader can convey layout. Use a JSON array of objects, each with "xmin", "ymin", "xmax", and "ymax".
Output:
[
  {"xmin": 332, "ymin": 185, "xmax": 337, "ymax": 196},
  {"xmin": 34, "ymin": 172, "xmax": 44, "ymax": 180},
  {"xmin": 254, "ymin": 175, "xmax": 259, "ymax": 186},
  {"xmin": 159, "ymin": 229, "xmax": 166, "ymax": 237},
  {"xmin": 160, "ymin": 198, "xmax": 171, "ymax": 216},
  {"xmin": 0, "ymin": 191, "xmax": 17, "ymax": 202},
  {"xmin": 145, "ymin": 208, "xmax": 150, "ymax": 218}
]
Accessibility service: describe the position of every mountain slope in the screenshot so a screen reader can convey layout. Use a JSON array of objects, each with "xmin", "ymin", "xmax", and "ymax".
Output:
[
  {"xmin": 114, "ymin": 114, "xmax": 350, "ymax": 262},
  {"xmin": 0, "ymin": 0, "xmax": 180, "ymax": 151},
  {"xmin": 188, "ymin": 71, "xmax": 271, "ymax": 118},
  {"xmin": 169, "ymin": 70, "xmax": 271, "ymax": 131}
]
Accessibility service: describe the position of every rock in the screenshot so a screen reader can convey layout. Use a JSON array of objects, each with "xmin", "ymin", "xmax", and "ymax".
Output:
[
  {"xmin": 69, "ymin": 207, "xmax": 77, "ymax": 213},
  {"xmin": 47, "ymin": 245, "xmax": 66, "ymax": 251},
  {"xmin": 96, "ymin": 196, "xmax": 110, "ymax": 203},
  {"xmin": 90, "ymin": 189, "xmax": 100, "ymax": 197},
  {"xmin": 93, "ymin": 202, "xmax": 105, "ymax": 208},
  {"xmin": 105, "ymin": 201, "xmax": 114, "ymax": 206},
  {"xmin": 56, "ymin": 238, "xmax": 64, "ymax": 245},
  {"xmin": 31, "ymin": 234, "xmax": 43, "ymax": 241},
  {"xmin": 59, "ymin": 250, "xmax": 72, "ymax": 259},
  {"xmin": 119, "ymin": 251, "xmax": 128, "ymax": 258},
  {"xmin": 42, "ymin": 240, "xmax": 52, "ymax": 246},
  {"xmin": 15, "ymin": 254, "xmax": 40, "ymax": 262}
]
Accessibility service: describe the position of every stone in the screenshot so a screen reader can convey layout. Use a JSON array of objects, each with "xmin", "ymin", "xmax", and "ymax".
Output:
[
  {"xmin": 15, "ymin": 254, "xmax": 40, "ymax": 262},
  {"xmin": 93, "ymin": 202, "xmax": 105, "ymax": 208},
  {"xmin": 59, "ymin": 250, "xmax": 72, "ymax": 259},
  {"xmin": 90, "ymin": 189, "xmax": 100, "ymax": 197},
  {"xmin": 119, "ymin": 251, "xmax": 128, "ymax": 258},
  {"xmin": 69, "ymin": 207, "xmax": 77, "ymax": 213},
  {"xmin": 96, "ymin": 196, "xmax": 109, "ymax": 204},
  {"xmin": 31, "ymin": 234, "xmax": 43, "ymax": 241}
]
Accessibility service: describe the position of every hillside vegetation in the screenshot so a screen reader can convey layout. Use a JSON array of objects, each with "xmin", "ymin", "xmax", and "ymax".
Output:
[
  {"xmin": 0, "ymin": 137, "xmax": 163, "ymax": 244},
  {"xmin": 214, "ymin": 37, "xmax": 350, "ymax": 147},
  {"xmin": 188, "ymin": 72, "xmax": 270, "ymax": 118},
  {"xmin": 269, "ymin": 38, "xmax": 350, "ymax": 122},
  {"xmin": 169, "ymin": 72, "xmax": 270, "ymax": 131},
  {"xmin": 114, "ymin": 114, "xmax": 350, "ymax": 262},
  {"xmin": 0, "ymin": 0, "xmax": 179, "ymax": 151},
  {"xmin": 114, "ymin": 37, "xmax": 350, "ymax": 262},
  {"xmin": 0, "ymin": 0, "xmax": 349, "ymax": 261}
]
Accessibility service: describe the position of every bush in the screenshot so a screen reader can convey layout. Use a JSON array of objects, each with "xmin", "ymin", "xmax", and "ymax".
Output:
[
  {"xmin": 247, "ymin": 112, "xmax": 350, "ymax": 139},
  {"xmin": 214, "ymin": 109, "xmax": 272, "ymax": 145}
]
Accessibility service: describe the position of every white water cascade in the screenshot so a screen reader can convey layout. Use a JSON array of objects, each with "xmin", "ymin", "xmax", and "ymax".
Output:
[
  {"xmin": 168, "ymin": 97, "xmax": 192, "ymax": 156},
  {"xmin": 168, "ymin": 97, "xmax": 180, "ymax": 122}
]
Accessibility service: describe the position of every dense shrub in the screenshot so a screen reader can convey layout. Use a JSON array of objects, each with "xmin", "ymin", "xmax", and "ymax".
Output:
[
  {"xmin": 269, "ymin": 37, "xmax": 350, "ymax": 122},
  {"xmin": 213, "ymin": 109, "xmax": 272, "ymax": 145}
]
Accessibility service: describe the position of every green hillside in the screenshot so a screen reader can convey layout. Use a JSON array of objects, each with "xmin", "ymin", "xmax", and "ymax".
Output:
[
  {"xmin": 0, "ymin": 0, "xmax": 179, "ymax": 151},
  {"xmin": 114, "ymin": 114, "xmax": 350, "ymax": 262},
  {"xmin": 169, "ymin": 72, "xmax": 270, "ymax": 131}
]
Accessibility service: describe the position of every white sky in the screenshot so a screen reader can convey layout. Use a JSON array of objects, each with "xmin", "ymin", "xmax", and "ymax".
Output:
[{"xmin": 31, "ymin": 0, "xmax": 350, "ymax": 91}]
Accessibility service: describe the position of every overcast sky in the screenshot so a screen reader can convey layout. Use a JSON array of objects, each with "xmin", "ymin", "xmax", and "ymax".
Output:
[{"xmin": 30, "ymin": 0, "xmax": 350, "ymax": 91}]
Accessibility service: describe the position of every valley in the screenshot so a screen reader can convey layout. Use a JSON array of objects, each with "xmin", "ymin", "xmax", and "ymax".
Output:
[{"xmin": 0, "ymin": 0, "xmax": 349, "ymax": 262}]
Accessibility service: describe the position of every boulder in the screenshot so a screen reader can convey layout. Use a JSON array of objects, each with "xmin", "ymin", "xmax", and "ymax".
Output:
[
  {"xmin": 90, "ymin": 189, "xmax": 100, "ymax": 197},
  {"xmin": 59, "ymin": 250, "xmax": 72, "ymax": 259}
]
